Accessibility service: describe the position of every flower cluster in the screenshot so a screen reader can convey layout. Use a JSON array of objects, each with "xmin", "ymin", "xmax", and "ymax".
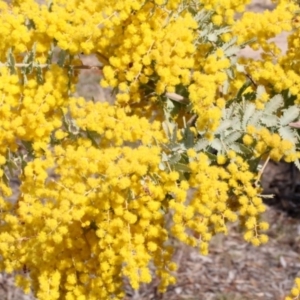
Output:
[
  {"xmin": 8, "ymin": 124, "xmax": 181, "ymax": 297},
  {"xmin": 187, "ymin": 151, "xmax": 268, "ymax": 249},
  {"xmin": 233, "ymin": 1, "xmax": 295, "ymax": 50},
  {"xmin": 100, "ymin": 4, "xmax": 198, "ymax": 101},
  {"xmin": 233, "ymin": 1, "xmax": 300, "ymax": 107},
  {"xmin": 202, "ymin": 0, "xmax": 250, "ymax": 25},
  {"xmin": 99, "ymin": 2, "xmax": 235, "ymax": 137},
  {"xmin": 0, "ymin": 65, "xmax": 71, "ymax": 156},
  {"xmin": 243, "ymin": 126, "xmax": 298, "ymax": 162},
  {"xmin": 0, "ymin": 0, "xmax": 299, "ymax": 299},
  {"xmin": 0, "ymin": 1, "xmax": 31, "ymax": 56},
  {"xmin": 68, "ymin": 98, "xmax": 165, "ymax": 147}
]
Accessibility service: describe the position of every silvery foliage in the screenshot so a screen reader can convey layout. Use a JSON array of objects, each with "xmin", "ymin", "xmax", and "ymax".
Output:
[{"xmin": 161, "ymin": 81, "xmax": 300, "ymax": 177}]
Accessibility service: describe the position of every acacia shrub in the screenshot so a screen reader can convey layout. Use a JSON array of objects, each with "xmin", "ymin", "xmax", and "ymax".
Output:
[{"xmin": 0, "ymin": 0, "xmax": 299, "ymax": 299}]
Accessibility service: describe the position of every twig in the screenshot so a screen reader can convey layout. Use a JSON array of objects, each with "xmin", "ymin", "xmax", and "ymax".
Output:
[
  {"xmin": 245, "ymin": 72, "xmax": 257, "ymax": 88},
  {"xmin": 186, "ymin": 114, "xmax": 198, "ymax": 127},
  {"xmin": 0, "ymin": 62, "xmax": 103, "ymax": 72},
  {"xmin": 255, "ymin": 155, "xmax": 270, "ymax": 186}
]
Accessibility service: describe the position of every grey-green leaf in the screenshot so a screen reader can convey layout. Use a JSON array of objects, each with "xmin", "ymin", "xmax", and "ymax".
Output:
[
  {"xmin": 169, "ymin": 153, "xmax": 181, "ymax": 164},
  {"xmin": 280, "ymin": 106, "xmax": 300, "ymax": 126},
  {"xmin": 242, "ymin": 103, "xmax": 256, "ymax": 129},
  {"xmin": 260, "ymin": 115, "xmax": 278, "ymax": 127},
  {"xmin": 159, "ymin": 162, "xmax": 166, "ymax": 171},
  {"xmin": 264, "ymin": 94, "xmax": 283, "ymax": 114},
  {"xmin": 216, "ymin": 119, "xmax": 232, "ymax": 134},
  {"xmin": 279, "ymin": 126, "xmax": 297, "ymax": 142},
  {"xmin": 230, "ymin": 142, "xmax": 252, "ymax": 155},
  {"xmin": 7, "ymin": 48, "xmax": 16, "ymax": 74},
  {"xmin": 208, "ymin": 33, "xmax": 217, "ymax": 42},
  {"xmin": 57, "ymin": 49, "xmax": 68, "ymax": 67},
  {"xmin": 210, "ymin": 139, "xmax": 223, "ymax": 151},
  {"xmin": 162, "ymin": 152, "xmax": 169, "ymax": 162},
  {"xmin": 224, "ymin": 131, "xmax": 242, "ymax": 144},
  {"xmin": 194, "ymin": 139, "xmax": 209, "ymax": 151}
]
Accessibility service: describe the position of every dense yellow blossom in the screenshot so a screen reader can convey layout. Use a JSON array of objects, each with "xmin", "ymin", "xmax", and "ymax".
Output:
[
  {"xmin": 0, "ymin": 0, "xmax": 299, "ymax": 299},
  {"xmin": 0, "ymin": 65, "xmax": 70, "ymax": 155},
  {"xmin": 242, "ymin": 127, "xmax": 297, "ymax": 162}
]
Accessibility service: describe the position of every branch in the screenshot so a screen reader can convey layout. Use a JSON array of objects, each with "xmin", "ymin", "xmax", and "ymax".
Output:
[{"xmin": 0, "ymin": 62, "xmax": 103, "ymax": 71}]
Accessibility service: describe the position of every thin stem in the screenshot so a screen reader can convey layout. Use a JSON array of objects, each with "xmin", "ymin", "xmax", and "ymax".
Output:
[
  {"xmin": 255, "ymin": 155, "xmax": 270, "ymax": 186},
  {"xmin": 186, "ymin": 114, "xmax": 197, "ymax": 127},
  {"xmin": 245, "ymin": 72, "xmax": 257, "ymax": 88},
  {"xmin": 0, "ymin": 62, "xmax": 103, "ymax": 71}
]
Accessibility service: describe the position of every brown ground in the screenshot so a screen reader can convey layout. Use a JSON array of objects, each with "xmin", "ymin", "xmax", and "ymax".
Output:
[{"xmin": 1, "ymin": 1, "xmax": 300, "ymax": 300}]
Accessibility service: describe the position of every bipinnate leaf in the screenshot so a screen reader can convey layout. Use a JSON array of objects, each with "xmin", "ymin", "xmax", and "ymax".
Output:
[
  {"xmin": 210, "ymin": 138, "xmax": 223, "ymax": 151},
  {"xmin": 224, "ymin": 131, "xmax": 242, "ymax": 144},
  {"xmin": 215, "ymin": 119, "xmax": 232, "ymax": 134},
  {"xmin": 279, "ymin": 126, "xmax": 297, "ymax": 142},
  {"xmin": 242, "ymin": 103, "xmax": 256, "ymax": 129},
  {"xmin": 280, "ymin": 106, "xmax": 300, "ymax": 126},
  {"xmin": 194, "ymin": 139, "xmax": 209, "ymax": 151},
  {"xmin": 264, "ymin": 94, "xmax": 283, "ymax": 114},
  {"xmin": 230, "ymin": 142, "xmax": 252, "ymax": 155},
  {"xmin": 260, "ymin": 115, "xmax": 278, "ymax": 127}
]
